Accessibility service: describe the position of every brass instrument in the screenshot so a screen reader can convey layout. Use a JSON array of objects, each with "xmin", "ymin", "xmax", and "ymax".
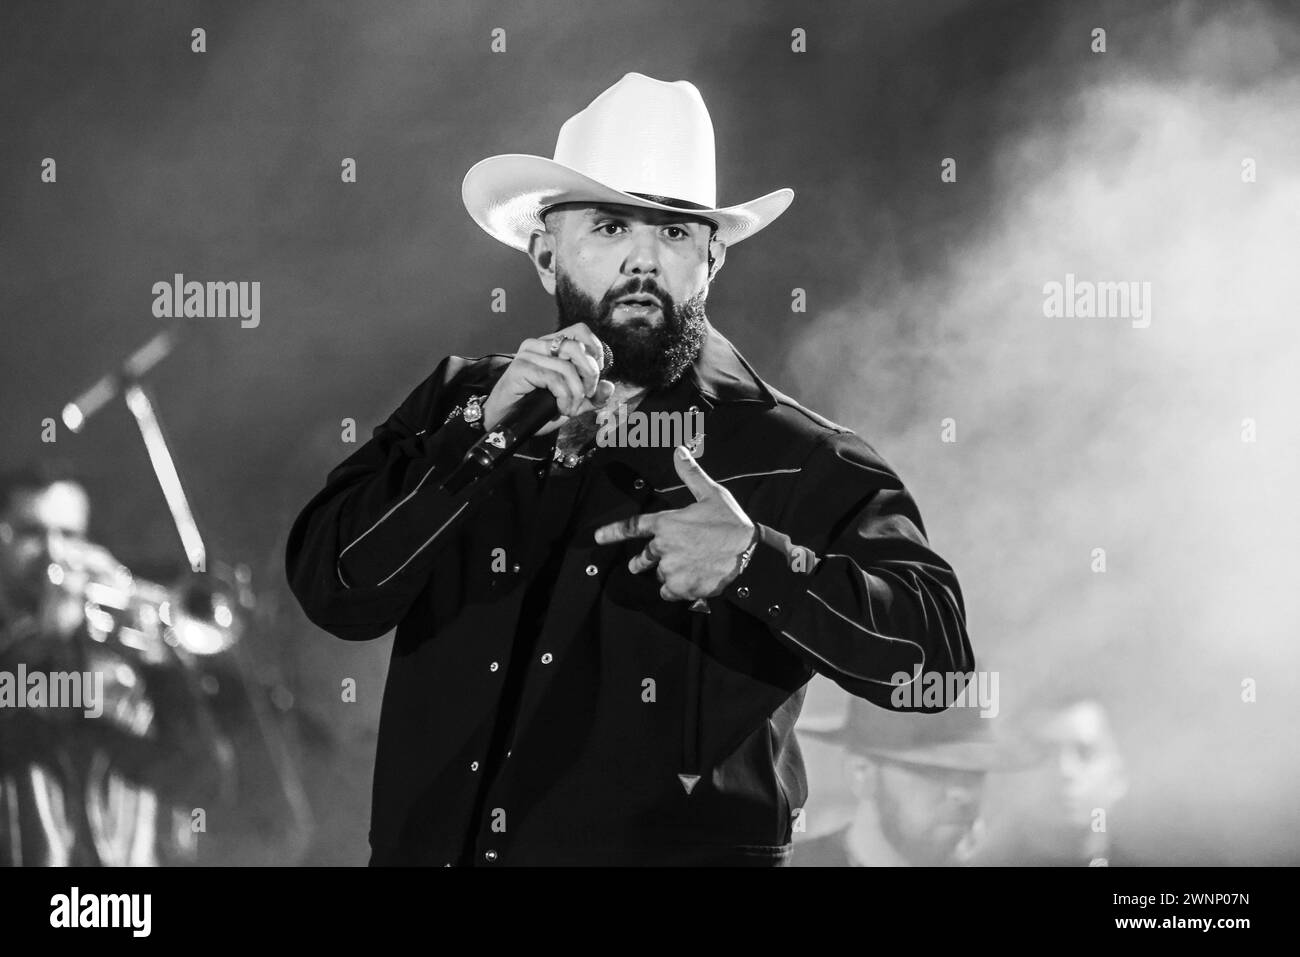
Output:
[{"xmin": 42, "ymin": 550, "xmax": 246, "ymax": 661}]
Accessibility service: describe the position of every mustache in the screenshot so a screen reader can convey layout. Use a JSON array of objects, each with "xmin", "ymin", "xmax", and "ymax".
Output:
[{"xmin": 609, "ymin": 281, "xmax": 668, "ymax": 306}]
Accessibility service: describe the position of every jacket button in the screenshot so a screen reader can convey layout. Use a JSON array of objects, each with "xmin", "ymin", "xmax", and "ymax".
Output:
[
  {"xmin": 585, "ymin": 564, "xmax": 598, "ymax": 576},
  {"xmin": 633, "ymin": 478, "xmax": 646, "ymax": 490},
  {"xmin": 484, "ymin": 850, "xmax": 498, "ymax": 862},
  {"xmin": 767, "ymin": 604, "xmax": 781, "ymax": 617},
  {"xmin": 489, "ymin": 661, "xmax": 499, "ymax": 672},
  {"xmin": 470, "ymin": 761, "xmax": 479, "ymax": 771},
  {"xmin": 540, "ymin": 652, "xmax": 553, "ymax": 664},
  {"xmin": 736, "ymin": 586, "xmax": 750, "ymax": 599}
]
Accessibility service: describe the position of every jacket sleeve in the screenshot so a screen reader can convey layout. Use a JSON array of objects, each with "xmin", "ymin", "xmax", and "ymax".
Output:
[
  {"xmin": 721, "ymin": 429, "xmax": 974, "ymax": 711},
  {"xmin": 284, "ymin": 355, "xmax": 502, "ymax": 641}
]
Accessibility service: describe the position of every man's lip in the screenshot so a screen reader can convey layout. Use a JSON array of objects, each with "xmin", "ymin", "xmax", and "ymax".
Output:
[{"xmin": 617, "ymin": 296, "xmax": 661, "ymax": 307}]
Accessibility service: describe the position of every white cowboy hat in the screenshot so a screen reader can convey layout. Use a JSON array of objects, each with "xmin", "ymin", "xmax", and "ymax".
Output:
[{"xmin": 461, "ymin": 72, "xmax": 794, "ymax": 253}]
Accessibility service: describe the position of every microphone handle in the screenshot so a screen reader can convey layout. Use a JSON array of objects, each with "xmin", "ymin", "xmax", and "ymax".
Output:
[
  {"xmin": 440, "ymin": 342, "xmax": 611, "ymax": 495},
  {"xmin": 441, "ymin": 390, "xmax": 560, "ymax": 495}
]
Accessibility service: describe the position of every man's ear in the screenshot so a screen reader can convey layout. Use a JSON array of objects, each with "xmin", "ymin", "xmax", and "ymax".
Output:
[
  {"xmin": 529, "ymin": 228, "xmax": 559, "ymax": 295},
  {"xmin": 707, "ymin": 236, "xmax": 726, "ymax": 282}
]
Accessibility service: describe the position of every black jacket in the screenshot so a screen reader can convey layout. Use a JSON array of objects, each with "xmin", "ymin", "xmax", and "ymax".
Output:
[
  {"xmin": 791, "ymin": 824, "xmax": 854, "ymax": 867},
  {"xmin": 0, "ymin": 620, "xmax": 226, "ymax": 866},
  {"xmin": 285, "ymin": 322, "xmax": 974, "ymax": 866}
]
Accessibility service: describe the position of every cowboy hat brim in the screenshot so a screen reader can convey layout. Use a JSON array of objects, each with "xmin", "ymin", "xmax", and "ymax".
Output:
[
  {"xmin": 798, "ymin": 716, "xmax": 1044, "ymax": 772},
  {"xmin": 462, "ymin": 153, "xmax": 794, "ymax": 253},
  {"xmin": 852, "ymin": 741, "xmax": 1043, "ymax": 773}
]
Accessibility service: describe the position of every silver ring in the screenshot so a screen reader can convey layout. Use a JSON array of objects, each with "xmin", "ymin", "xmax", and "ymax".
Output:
[{"xmin": 548, "ymin": 335, "xmax": 568, "ymax": 357}]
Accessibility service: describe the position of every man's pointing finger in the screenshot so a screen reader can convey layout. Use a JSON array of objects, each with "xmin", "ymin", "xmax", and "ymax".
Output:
[
  {"xmin": 673, "ymin": 445, "xmax": 720, "ymax": 502},
  {"xmin": 594, "ymin": 513, "xmax": 659, "ymax": 545}
]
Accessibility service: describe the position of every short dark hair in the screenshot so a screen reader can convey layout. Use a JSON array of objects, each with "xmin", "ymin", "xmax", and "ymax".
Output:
[{"xmin": 0, "ymin": 461, "xmax": 85, "ymax": 516}]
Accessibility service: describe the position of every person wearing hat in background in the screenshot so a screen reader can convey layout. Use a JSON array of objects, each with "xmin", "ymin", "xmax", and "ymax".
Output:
[
  {"xmin": 966, "ymin": 697, "xmax": 1131, "ymax": 866},
  {"xmin": 286, "ymin": 73, "xmax": 974, "ymax": 866},
  {"xmin": 793, "ymin": 697, "xmax": 1035, "ymax": 867}
]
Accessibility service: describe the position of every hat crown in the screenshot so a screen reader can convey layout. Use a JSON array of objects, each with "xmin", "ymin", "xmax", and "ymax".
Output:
[
  {"xmin": 802, "ymin": 693, "xmax": 1040, "ymax": 772},
  {"xmin": 849, "ymin": 701, "xmax": 992, "ymax": 753},
  {"xmin": 552, "ymin": 72, "xmax": 717, "ymax": 209}
]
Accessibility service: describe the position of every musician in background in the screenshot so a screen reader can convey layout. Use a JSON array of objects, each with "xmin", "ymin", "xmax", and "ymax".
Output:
[
  {"xmin": 967, "ymin": 697, "xmax": 1131, "ymax": 866},
  {"xmin": 0, "ymin": 463, "xmax": 227, "ymax": 866},
  {"xmin": 793, "ymin": 697, "xmax": 1036, "ymax": 866}
]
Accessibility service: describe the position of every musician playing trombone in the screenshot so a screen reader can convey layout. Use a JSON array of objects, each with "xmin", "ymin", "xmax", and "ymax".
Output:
[{"xmin": 0, "ymin": 463, "xmax": 227, "ymax": 866}]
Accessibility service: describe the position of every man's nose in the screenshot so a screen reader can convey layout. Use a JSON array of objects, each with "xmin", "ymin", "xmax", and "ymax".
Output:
[{"xmin": 623, "ymin": 228, "xmax": 661, "ymax": 275}]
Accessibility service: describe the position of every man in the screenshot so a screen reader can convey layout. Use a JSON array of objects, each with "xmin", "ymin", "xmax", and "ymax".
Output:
[
  {"xmin": 286, "ymin": 72, "xmax": 974, "ymax": 866},
  {"xmin": 793, "ymin": 696, "xmax": 1033, "ymax": 866},
  {"xmin": 968, "ymin": 697, "xmax": 1131, "ymax": 866},
  {"xmin": 0, "ymin": 464, "xmax": 223, "ymax": 865}
]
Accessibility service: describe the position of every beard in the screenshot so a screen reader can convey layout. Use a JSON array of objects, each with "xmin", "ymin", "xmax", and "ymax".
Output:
[
  {"xmin": 874, "ymin": 767, "xmax": 974, "ymax": 866},
  {"xmin": 553, "ymin": 268, "xmax": 708, "ymax": 390}
]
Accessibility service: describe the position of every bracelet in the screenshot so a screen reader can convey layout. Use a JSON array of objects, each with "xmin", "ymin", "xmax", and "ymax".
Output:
[
  {"xmin": 735, "ymin": 528, "xmax": 759, "ymax": 577},
  {"xmin": 444, "ymin": 394, "xmax": 488, "ymax": 431}
]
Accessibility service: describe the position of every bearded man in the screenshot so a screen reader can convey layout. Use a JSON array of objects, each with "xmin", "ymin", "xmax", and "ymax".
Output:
[{"xmin": 286, "ymin": 72, "xmax": 974, "ymax": 866}]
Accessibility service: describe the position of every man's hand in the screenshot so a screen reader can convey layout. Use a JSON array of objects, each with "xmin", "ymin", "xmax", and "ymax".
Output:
[
  {"xmin": 41, "ymin": 537, "xmax": 133, "ymax": 640},
  {"xmin": 51, "ymin": 537, "xmax": 129, "ymax": 586},
  {"xmin": 482, "ymin": 322, "xmax": 616, "ymax": 437},
  {"xmin": 594, "ymin": 446, "xmax": 757, "ymax": 601}
]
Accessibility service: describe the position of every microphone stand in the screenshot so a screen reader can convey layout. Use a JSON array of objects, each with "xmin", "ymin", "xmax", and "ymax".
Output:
[
  {"xmin": 121, "ymin": 381, "xmax": 208, "ymax": 573},
  {"xmin": 70, "ymin": 338, "xmax": 316, "ymax": 863}
]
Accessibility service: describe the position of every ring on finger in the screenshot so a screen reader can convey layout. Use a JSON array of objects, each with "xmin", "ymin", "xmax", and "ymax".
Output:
[{"xmin": 548, "ymin": 335, "xmax": 567, "ymax": 357}]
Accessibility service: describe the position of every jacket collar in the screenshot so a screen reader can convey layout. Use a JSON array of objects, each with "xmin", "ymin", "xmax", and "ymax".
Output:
[{"xmin": 602, "ymin": 320, "xmax": 775, "ymax": 491}]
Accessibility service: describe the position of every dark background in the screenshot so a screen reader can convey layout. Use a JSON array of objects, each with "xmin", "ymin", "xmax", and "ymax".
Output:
[{"xmin": 2, "ymin": 0, "xmax": 1297, "ymax": 864}]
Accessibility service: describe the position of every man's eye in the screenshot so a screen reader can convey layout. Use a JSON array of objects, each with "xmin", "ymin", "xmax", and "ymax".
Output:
[
  {"xmin": 596, "ymin": 222, "xmax": 624, "ymax": 235},
  {"xmin": 664, "ymin": 226, "xmax": 688, "ymax": 239}
]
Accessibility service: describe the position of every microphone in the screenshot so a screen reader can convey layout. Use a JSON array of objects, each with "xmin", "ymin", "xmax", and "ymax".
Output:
[
  {"xmin": 61, "ymin": 331, "xmax": 178, "ymax": 432},
  {"xmin": 441, "ymin": 341, "xmax": 614, "ymax": 495}
]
